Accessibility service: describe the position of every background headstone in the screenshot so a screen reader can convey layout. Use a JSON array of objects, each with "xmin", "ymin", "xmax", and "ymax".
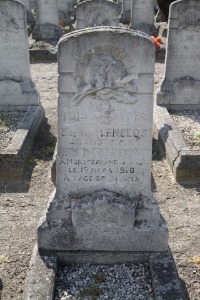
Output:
[
  {"xmin": 157, "ymin": 0, "xmax": 200, "ymax": 110},
  {"xmin": 21, "ymin": 0, "xmax": 35, "ymax": 24},
  {"xmin": 76, "ymin": 0, "xmax": 119, "ymax": 29},
  {"xmin": 58, "ymin": 0, "xmax": 76, "ymax": 26},
  {"xmin": 120, "ymin": 0, "xmax": 131, "ymax": 24},
  {"xmin": 130, "ymin": 0, "xmax": 156, "ymax": 35},
  {"xmin": 0, "ymin": 0, "xmax": 39, "ymax": 111},
  {"xmin": 38, "ymin": 27, "xmax": 168, "ymax": 257},
  {"xmin": 33, "ymin": 0, "xmax": 63, "ymax": 41}
]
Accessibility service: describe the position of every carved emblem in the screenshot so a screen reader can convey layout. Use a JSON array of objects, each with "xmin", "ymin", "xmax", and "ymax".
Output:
[{"xmin": 73, "ymin": 54, "xmax": 138, "ymax": 105}]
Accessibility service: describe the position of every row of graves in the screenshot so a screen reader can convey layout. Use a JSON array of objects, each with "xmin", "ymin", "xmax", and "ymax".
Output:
[
  {"xmin": 0, "ymin": 0, "xmax": 199, "ymax": 299},
  {"xmin": 22, "ymin": 0, "xmax": 157, "ymax": 40}
]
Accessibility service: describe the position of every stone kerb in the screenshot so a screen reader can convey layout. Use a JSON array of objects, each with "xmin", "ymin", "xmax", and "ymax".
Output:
[
  {"xmin": 0, "ymin": 0, "xmax": 39, "ymax": 110},
  {"xmin": 38, "ymin": 27, "xmax": 168, "ymax": 257},
  {"xmin": 76, "ymin": 0, "xmax": 119, "ymax": 29},
  {"xmin": 33, "ymin": 0, "xmax": 63, "ymax": 41},
  {"xmin": 130, "ymin": 0, "xmax": 156, "ymax": 35},
  {"xmin": 157, "ymin": 0, "xmax": 200, "ymax": 110}
]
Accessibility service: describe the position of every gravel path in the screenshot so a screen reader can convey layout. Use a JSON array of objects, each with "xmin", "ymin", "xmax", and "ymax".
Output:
[
  {"xmin": 171, "ymin": 111, "xmax": 200, "ymax": 151},
  {"xmin": 0, "ymin": 112, "xmax": 25, "ymax": 150},
  {"xmin": 0, "ymin": 62, "xmax": 199, "ymax": 300}
]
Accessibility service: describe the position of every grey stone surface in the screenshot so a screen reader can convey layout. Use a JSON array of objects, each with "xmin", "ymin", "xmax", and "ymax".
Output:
[
  {"xmin": 38, "ymin": 27, "xmax": 168, "ymax": 256},
  {"xmin": 130, "ymin": 0, "xmax": 155, "ymax": 35},
  {"xmin": 0, "ymin": 0, "xmax": 39, "ymax": 109},
  {"xmin": 24, "ymin": 247, "xmax": 186, "ymax": 299},
  {"xmin": 58, "ymin": 0, "xmax": 76, "ymax": 26},
  {"xmin": 33, "ymin": 0, "xmax": 63, "ymax": 41},
  {"xmin": 154, "ymin": 104, "xmax": 200, "ymax": 183},
  {"xmin": 157, "ymin": 0, "xmax": 200, "ymax": 110},
  {"xmin": 76, "ymin": 0, "xmax": 119, "ymax": 30},
  {"xmin": 23, "ymin": 244, "xmax": 57, "ymax": 300},
  {"xmin": 0, "ymin": 105, "xmax": 45, "ymax": 190},
  {"xmin": 120, "ymin": 0, "xmax": 131, "ymax": 23},
  {"xmin": 21, "ymin": 0, "xmax": 35, "ymax": 24},
  {"xmin": 150, "ymin": 251, "xmax": 185, "ymax": 300}
]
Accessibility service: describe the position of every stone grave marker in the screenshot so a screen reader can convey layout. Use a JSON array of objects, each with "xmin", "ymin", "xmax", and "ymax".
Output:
[
  {"xmin": 130, "ymin": 0, "xmax": 156, "ymax": 35},
  {"xmin": 76, "ymin": 0, "xmax": 119, "ymax": 29},
  {"xmin": 157, "ymin": 0, "xmax": 200, "ymax": 110},
  {"xmin": 120, "ymin": 0, "xmax": 131, "ymax": 24},
  {"xmin": 21, "ymin": 0, "xmax": 35, "ymax": 24},
  {"xmin": 33, "ymin": 0, "xmax": 63, "ymax": 41},
  {"xmin": 0, "ymin": 0, "xmax": 39, "ymax": 111},
  {"xmin": 38, "ymin": 27, "xmax": 168, "ymax": 260},
  {"xmin": 58, "ymin": 0, "xmax": 76, "ymax": 26}
]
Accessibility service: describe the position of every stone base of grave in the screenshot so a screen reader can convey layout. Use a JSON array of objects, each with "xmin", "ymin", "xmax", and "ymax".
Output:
[
  {"xmin": 154, "ymin": 104, "xmax": 200, "ymax": 183},
  {"xmin": 23, "ymin": 243, "xmax": 186, "ymax": 300},
  {"xmin": 0, "ymin": 105, "xmax": 44, "ymax": 191},
  {"xmin": 157, "ymin": 78, "xmax": 200, "ymax": 110},
  {"xmin": 37, "ymin": 190, "xmax": 168, "ymax": 256},
  {"xmin": 32, "ymin": 24, "xmax": 63, "ymax": 41},
  {"xmin": 0, "ymin": 79, "xmax": 40, "ymax": 110}
]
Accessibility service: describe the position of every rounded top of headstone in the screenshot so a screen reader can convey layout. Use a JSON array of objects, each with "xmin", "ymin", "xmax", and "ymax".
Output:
[
  {"xmin": 0, "ymin": 0, "xmax": 25, "ymax": 8},
  {"xmin": 77, "ymin": 0, "xmax": 119, "ymax": 8},
  {"xmin": 58, "ymin": 27, "xmax": 154, "ymax": 47}
]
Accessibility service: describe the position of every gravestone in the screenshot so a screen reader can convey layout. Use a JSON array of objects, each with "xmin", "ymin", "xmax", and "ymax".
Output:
[
  {"xmin": 0, "ymin": 0, "xmax": 39, "ymax": 111},
  {"xmin": 130, "ymin": 0, "xmax": 156, "ymax": 35},
  {"xmin": 120, "ymin": 0, "xmax": 131, "ymax": 24},
  {"xmin": 76, "ymin": 0, "xmax": 119, "ymax": 29},
  {"xmin": 157, "ymin": 0, "xmax": 200, "ymax": 110},
  {"xmin": 38, "ymin": 27, "xmax": 168, "ymax": 260},
  {"xmin": 33, "ymin": 0, "xmax": 63, "ymax": 41},
  {"xmin": 21, "ymin": 0, "xmax": 35, "ymax": 24},
  {"xmin": 58, "ymin": 0, "xmax": 76, "ymax": 26}
]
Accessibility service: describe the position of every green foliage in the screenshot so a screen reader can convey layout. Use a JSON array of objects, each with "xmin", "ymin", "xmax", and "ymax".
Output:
[
  {"xmin": 194, "ymin": 133, "xmax": 200, "ymax": 139},
  {"xmin": 157, "ymin": 0, "xmax": 176, "ymax": 21}
]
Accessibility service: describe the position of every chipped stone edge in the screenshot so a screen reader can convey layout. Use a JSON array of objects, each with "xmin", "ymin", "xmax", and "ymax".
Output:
[
  {"xmin": 23, "ymin": 243, "xmax": 58, "ymax": 300},
  {"xmin": 0, "ymin": 105, "xmax": 45, "ymax": 186},
  {"xmin": 23, "ymin": 245, "xmax": 185, "ymax": 300},
  {"xmin": 153, "ymin": 104, "xmax": 200, "ymax": 183}
]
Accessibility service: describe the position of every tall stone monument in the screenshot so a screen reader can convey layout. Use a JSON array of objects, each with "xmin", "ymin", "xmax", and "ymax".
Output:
[
  {"xmin": 130, "ymin": 0, "xmax": 155, "ymax": 35},
  {"xmin": 157, "ymin": 0, "xmax": 200, "ymax": 110},
  {"xmin": 0, "ymin": 0, "xmax": 39, "ymax": 111},
  {"xmin": 38, "ymin": 27, "xmax": 168, "ymax": 261},
  {"xmin": 76, "ymin": 0, "xmax": 119, "ymax": 29},
  {"xmin": 33, "ymin": 0, "xmax": 63, "ymax": 41}
]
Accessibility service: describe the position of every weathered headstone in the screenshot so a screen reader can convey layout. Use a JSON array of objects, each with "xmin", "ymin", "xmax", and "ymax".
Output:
[
  {"xmin": 130, "ymin": 0, "xmax": 156, "ymax": 35},
  {"xmin": 38, "ymin": 27, "xmax": 168, "ymax": 260},
  {"xmin": 157, "ymin": 0, "xmax": 200, "ymax": 110},
  {"xmin": 76, "ymin": 0, "xmax": 119, "ymax": 29},
  {"xmin": 58, "ymin": 0, "xmax": 76, "ymax": 26},
  {"xmin": 33, "ymin": 0, "xmax": 63, "ymax": 41},
  {"xmin": 0, "ymin": 0, "xmax": 39, "ymax": 110},
  {"xmin": 21, "ymin": 0, "xmax": 35, "ymax": 24}
]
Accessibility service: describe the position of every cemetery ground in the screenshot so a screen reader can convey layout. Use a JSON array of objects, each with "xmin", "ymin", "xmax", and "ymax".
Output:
[{"xmin": 0, "ymin": 62, "xmax": 199, "ymax": 300}]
